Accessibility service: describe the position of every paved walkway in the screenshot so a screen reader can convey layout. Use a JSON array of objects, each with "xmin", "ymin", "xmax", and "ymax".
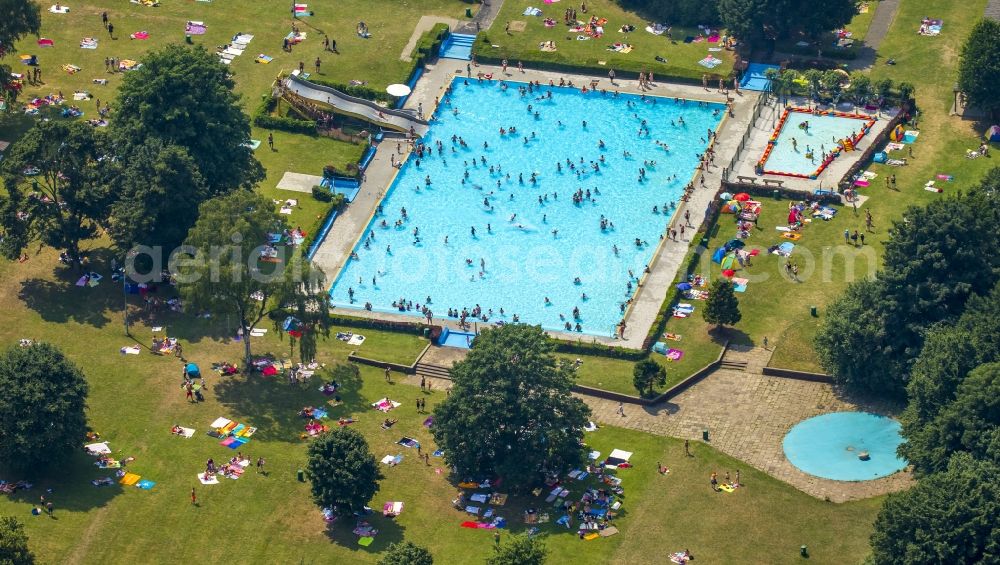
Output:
[
  {"xmin": 401, "ymin": 344, "xmax": 912, "ymax": 502},
  {"xmin": 849, "ymin": 0, "xmax": 901, "ymax": 70},
  {"xmin": 455, "ymin": 0, "xmax": 506, "ymax": 34},
  {"xmin": 400, "ymin": 16, "xmax": 461, "ymax": 62},
  {"xmin": 987, "ymin": 0, "xmax": 1000, "ymax": 21}
]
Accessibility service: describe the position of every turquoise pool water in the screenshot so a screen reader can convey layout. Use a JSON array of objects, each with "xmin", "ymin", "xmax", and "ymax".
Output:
[
  {"xmin": 783, "ymin": 412, "xmax": 907, "ymax": 481},
  {"xmin": 330, "ymin": 79, "xmax": 723, "ymax": 335},
  {"xmin": 763, "ymin": 111, "xmax": 870, "ymax": 175}
]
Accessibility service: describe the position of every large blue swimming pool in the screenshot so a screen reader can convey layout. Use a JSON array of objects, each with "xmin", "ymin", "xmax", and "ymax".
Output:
[{"xmin": 330, "ymin": 78, "xmax": 723, "ymax": 334}]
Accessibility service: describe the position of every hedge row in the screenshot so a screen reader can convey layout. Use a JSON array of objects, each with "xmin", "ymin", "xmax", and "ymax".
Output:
[
  {"xmin": 553, "ymin": 339, "xmax": 649, "ymax": 361},
  {"xmin": 252, "ymin": 95, "xmax": 316, "ymax": 134},
  {"xmin": 306, "ymin": 78, "xmax": 391, "ymax": 104},
  {"xmin": 472, "ymin": 35, "xmax": 722, "ymax": 85}
]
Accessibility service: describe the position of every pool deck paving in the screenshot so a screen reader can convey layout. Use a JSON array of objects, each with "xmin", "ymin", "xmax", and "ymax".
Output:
[
  {"xmin": 407, "ymin": 344, "xmax": 913, "ymax": 502},
  {"xmin": 313, "ymin": 56, "xmax": 759, "ymax": 348}
]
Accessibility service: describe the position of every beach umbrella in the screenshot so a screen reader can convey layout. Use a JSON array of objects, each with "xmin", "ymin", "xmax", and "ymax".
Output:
[
  {"xmin": 734, "ymin": 192, "xmax": 751, "ymax": 202},
  {"xmin": 676, "ymin": 282, "xmax": 692, "ymax": 291},
  {"xmin": 386, "ymin": 83, "xmax": 411, "ymax": 97},
  {"xmin": 719, "ymin": 192, "xmax": 732, "ymax": 200}
]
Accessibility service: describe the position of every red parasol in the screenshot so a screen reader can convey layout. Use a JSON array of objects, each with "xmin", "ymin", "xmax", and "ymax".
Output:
[
  {"xmin": 722, "ymin": 269, "xmax": 736, "ymax": 277},
  {"xmin": 733, "ymin": 193, "xmax": 751, "ymax": 202}
]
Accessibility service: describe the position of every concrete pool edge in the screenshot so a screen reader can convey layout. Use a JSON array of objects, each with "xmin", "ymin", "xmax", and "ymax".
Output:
[{"xmin": 311, "ymin": 59, "xmax": 760, "ymax": 349}]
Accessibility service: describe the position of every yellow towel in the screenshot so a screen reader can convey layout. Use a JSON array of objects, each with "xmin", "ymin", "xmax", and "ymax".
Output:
[
  {"xmin": 120, "ymin": 473, "xmax": 141, "ymax": 486},
  {"xmin": 584, "ymin": 533, "xmax": 600, "ymax": 540}
]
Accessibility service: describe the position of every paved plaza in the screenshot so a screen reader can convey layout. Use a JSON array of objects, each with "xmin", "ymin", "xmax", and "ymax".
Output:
[{"xmin": 409, "ymin": 345, "xmax": 912, "ymax": 503}]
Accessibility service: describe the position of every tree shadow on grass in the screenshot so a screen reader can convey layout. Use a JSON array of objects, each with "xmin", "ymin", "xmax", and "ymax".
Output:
[
  {"xmin": 1, "ymin": 451, "xmax": 125, "ymax": 512},
  {"xmin": 211, "ymin": 362, "xmax": 365, "ymax": 443},
  {"xmin": 18, "ymin": 276, "xmax": 114, "ymax": 328},
  {"xmin": 710, "ymin": 327, "xmax": 752, "ymax": 347},
  {"xmin": 323, "ymin": 512, "xmax": 406, "ymax": 552}
]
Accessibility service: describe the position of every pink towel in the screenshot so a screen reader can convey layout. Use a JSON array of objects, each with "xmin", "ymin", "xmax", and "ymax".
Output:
[
  {"xmin": 854, "ymin": 179, "xmax": 869, "ymax": 187},
  {"xmin": 707, "ymin": 35, "xmax": 720, "ymax": 42}
]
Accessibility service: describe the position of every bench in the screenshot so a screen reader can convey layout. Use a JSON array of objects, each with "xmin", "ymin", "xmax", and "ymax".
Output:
[
  {"xmin": 736, "ymin": 175, "xmax": 758, "ymax": 184},
  {"xmin": 762, "ymin": 179, "xmax": 784, "ymax": 187}
]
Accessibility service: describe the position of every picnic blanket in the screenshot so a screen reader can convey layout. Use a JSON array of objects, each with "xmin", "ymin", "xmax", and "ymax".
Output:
[
  {"xmin": 130, "ymin": 31, "xmax": 150, "ymax": 40},
  {"xmin": 120, "ymin": 472, "xmax": 141, "ymax": 486},
  {"xmin": 118, "ymin": 59, "xmax": 140, "ymax": 71},
  {"xmin": 255, "ymin": 54, "xmax": 273, "ymax": 64},
  {"xmin": 49, "ymin": 4, "xmax": 70, "ymax": 13},
  {"xmin": 85, "ymin": 442, "xmax": 111, "ymax": 455},
  {"xmin": 698, "ymin": 56, "xmax": 723, "ymax": 69},
  {"xmin": 175, "ymin": 427, "xmax": 196, "ymax": 438},
  {"xmin": 372, "ymin": 398, "xmax": 401, "ymax": 412},
  {"xmin": 380, "ymin": 454, "xmax": 403, "ymax": 466},
  {"xmin": 197, "ymin": 473, "xmax": 219, "ymax": 485},
  {"xmin": 186, "ymin": 22, "xmax": 207, "ymax": 35},
  {"xmin": 397, "ymin": 437, "xmax": 420, "ymax": 448},
  {"xmin": 80, "ymin": 37, "xmax": 98, "ymax": 49}
]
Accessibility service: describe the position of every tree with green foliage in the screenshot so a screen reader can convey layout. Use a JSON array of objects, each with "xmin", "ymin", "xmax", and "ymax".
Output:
[
  {"xmin": 902, "ymin": 363, "xmax": 1000, "ymax": 475},
  {"xmin": 846, "ymin": 73, "xmax": 871, "ymax": 105},
  {"xmin": 869, "ymin": 453, "xmax": 1000, "ymax": 564},
  {"xmin": 0, "ymin": 515, "xmax": 34, "ymax": 565},
  {"xmin": 958, "ymin": 18, "xmax": 1000, "ymax": 118},
  {"xmin": 0, "ymin": 121, "xmax": 111, "ymax": 267},
  {"xmin": 764, "ymin": 68, "xmax": 798, "ymax": 103},
  {"xmin": 814, "ymin": 279, "xmax": 901, "ymax": 396},
  {"xmin": 633, "ymin": 358, "xmax": 666, "ymax": 396},
  {"xmin": 306, "ymin": 427, "xmax": 383, "ymax": 517},
  {"xmin": 431, "ymin": 325, "xmax": 591, "ymax": 491},
  {"xmin": 0, "ymin": 0, "xmax": 40, "ymax": 49},
  {"xmin": 377, "ymin": 541, "xmax": 433, "ymax": 565},
  {"xmin": 174, "ymin": 191, "xmax": 329, "ymax": 364},
  {"xmin": 486, "ymin": 533, "xmax": 547, "ymax": 565},
  {"xmin": 614, "ymin": 0, "xmax": 719, "ymax": 28},
  {"xmin": 702, "ymin": 278, "xmax": 741, "ymax": 328},
  {"xmin": 112, "ymin": 44, "xmax": 263, "ymax": 196},
  {"xmin": 717, "ymin": 0, "xmax": 854, "ymax": 46},
  {"xmin": 901, "ymin": 282, "xmax": 1000, "ymax": 474},
  {"xmin": 817, "ymin": 171, "xmax": 1000, "ymax": 398},
  {"xmin": 106, "ymin": 140, "xmax": 207, "ymax": 255},
  {"xmin": 0, "ymin": 0, "xmax": 41, "ymax": 115},
  {"xmin": 0, "ymin": 343, "xmax": 88, "ymax": 471}
]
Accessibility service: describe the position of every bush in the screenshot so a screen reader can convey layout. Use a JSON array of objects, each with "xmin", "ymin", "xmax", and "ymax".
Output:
[
  {"xmin": 252, "ymin": 94, "xmax": 315, "ymax": 134},
  {"xmin": 308, "ymin": 78, "xmax": 390, "ymax": 104},
  {"xmin": 330, "ymin": 193, "xmax": 346, "ymax": 211},
  {"xmin": 552, "ymin": 339, "xmax": 648, "ymax": 361},
  {"xmin": 312, "ymin": 186, "xmax": 332, "ymax": 202}
]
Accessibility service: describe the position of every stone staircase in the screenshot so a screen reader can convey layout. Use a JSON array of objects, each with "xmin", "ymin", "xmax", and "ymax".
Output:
[
  {"xmin": 719, "ymin": 345, "xmax": 773, "ymax": 374},
  {"xmin": 415, "ymin": 362, "xmax": 451, "ymax": 381}
]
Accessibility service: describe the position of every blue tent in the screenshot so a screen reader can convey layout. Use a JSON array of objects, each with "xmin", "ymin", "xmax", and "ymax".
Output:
[
  {"xmin": 185, "ymin": 363, "xmax": 201, "ymax": 378},
  {"xmin": 712, "ymin": 247, "xmax": 727, "ymax": 263}
]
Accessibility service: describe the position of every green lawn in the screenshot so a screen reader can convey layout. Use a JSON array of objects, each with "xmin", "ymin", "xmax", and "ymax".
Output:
[
  {"xmin": 0, "ymin": 249, "xmax": 881, "ymax": 564},
  {"xmin": 3, "ymin": 0, "xmax": 467, "ymax": 229},
  {"xmin": 660, "ymin": 0, "xmax": 999, "ymax": 374},
  {"xmin": 846, "ymin": 0, "xmax": 880, "ymax": 41},
  {"xmin": 478, "ymin": 0, "xmax": 734, "ymax": 81}
]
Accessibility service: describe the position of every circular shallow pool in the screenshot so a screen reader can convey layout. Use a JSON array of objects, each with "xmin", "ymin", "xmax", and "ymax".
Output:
[{"xmin": 782, "ymin": 412, "xmax": 907, "ymax": 481}]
